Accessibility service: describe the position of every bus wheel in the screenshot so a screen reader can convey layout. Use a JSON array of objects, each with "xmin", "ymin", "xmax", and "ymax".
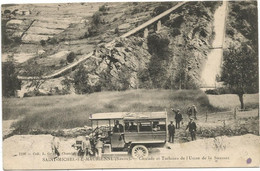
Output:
[{"xmin": 131, "ymin": 145, "xmax": 148, "ymax": 159}]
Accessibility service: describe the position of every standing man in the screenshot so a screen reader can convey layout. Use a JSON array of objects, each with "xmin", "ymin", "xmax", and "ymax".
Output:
[
  {"xmin": 171, "ymin": 108, "xmax": 183, "ymax": 129},
  {"xmin": 191, "ymin": 105, "xmax": 198, "ymax": 120},
  {"xmin": 95, "ymin": 135, "xmax": 103, "ymax": 158},
  {"xmin": 85, "ymin": 135, "xmax": 92, "ymax": 157},
  {"xmin": 113, "ymin": 120, "xmax": 123, "ymax": 133},
  {"xmin": 51, "ymin": 135, "xmax": 60, "ymax": 159},
  {"xmin": 168, "ymin": 121, "xmax": 175, "ymax": 143},
  {"xmin": 187, "ymin": 106, "xmax": 192, "ymax": 118},
  {"xmin": 186, "ymin": 118, "xmax": 197, "ymax": 141}
]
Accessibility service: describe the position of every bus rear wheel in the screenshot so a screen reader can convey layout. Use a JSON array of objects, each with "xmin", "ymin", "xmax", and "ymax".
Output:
[{"xmin": 131, "ymin": 145, "xmax": 148, "ymax": 159}]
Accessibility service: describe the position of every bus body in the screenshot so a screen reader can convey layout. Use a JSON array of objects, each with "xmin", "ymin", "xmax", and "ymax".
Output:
[{"xmin": 87, "ymin": 111, "xmax": 168, "ymax": 158}]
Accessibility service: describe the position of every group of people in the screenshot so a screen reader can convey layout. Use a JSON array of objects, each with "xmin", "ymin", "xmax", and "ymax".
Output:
[{"xmin": 168, "ymin": 105, "xmax": 198, "ymax": 143}]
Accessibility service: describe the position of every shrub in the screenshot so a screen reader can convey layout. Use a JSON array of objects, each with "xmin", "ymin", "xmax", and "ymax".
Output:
[
  {"xmin": 13, "ymin": 37, "xmax": 21, "ymax": 44},
  {"xmin": 2, "ymin": 60, "xmax": 21, "ymax": 97},
  {"xmin": 151, "ymin": 5, "xmax": 170, "ymax": 17},
  {"xmin": 131, "ymin": 7, "xmax": 143, "ymax": 15},
  {"xmin": 113, "ymin": 17, "xmax": 118, "ymax": 22},
  {"xmin": 114, "ymin": 27, "xmax": 119, "ymax": 35},
  {"xmin": 67, "ymin": 52, "xmax": 76, "ymax": 63},
  {"xmin": 245, "ymin": 102, "xmax": 259, "ymax": 110},
  {"xmin": 205, "ymin": 87, "xmax": 233, "ymax": 95},
  {"xmin": 147, "ymin": 33, "xmax": 170, "ymax": 57},
  {"xmin": 99, "ymin": 4, "xmax": 109, "ymax": 13},
  {"xmin": 40, "ymin": 40, "xmax": 46, "ymax": 46},
  {"xmin": 4, "ymin": 9, "xmax": 11, "ymax": 14},
  {"xmin": 84, "ymin": 31, "xmax": 89, "ymax": 38},
  {"xmin": 60, "ymin": 59, "xmax": 67, "ymax": 66},
  {"xmin": 115, "ymin": 41, "xmax": 123, "ymax": 47},
  {"xmin": 73, "ymin": 64, "xmax": 94, "ymax": 94},
  {"xmin": 171, "ymin": 28, "xmax": 181, "ymax": 37},
  {"xmin": 165, "ymin": 15, "xmax": 184, "ymax": 29},
  {"xmin": 205, "ymin": 89, "xmax": 219, "ymax": 95},
  {"xmin": 226, "ymin": 27, "xmax": 235, "ymax": 36},
  {"xmin": 88, "ymin": 25, "xmax": 98, "ymax": 37},
  {"xmin": 137, "ymin": 69, "xmax": 152, "ymax": 89},
  {"xmin": 47, "ymin": 37, "xmax": 57, "ymax": 45},
  {"xmin": 92, "ymin": 12, "xmax": 102, "ymax": 26}
]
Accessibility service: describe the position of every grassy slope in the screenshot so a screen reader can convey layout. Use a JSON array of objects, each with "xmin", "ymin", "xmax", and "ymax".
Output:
[
  {"xmin": 207, "ymin": 94, "xmax": 259, "ymax": 109},
  {"xmin": 3, "ymin": 89, "xmax": 223, "ymax": 133}
]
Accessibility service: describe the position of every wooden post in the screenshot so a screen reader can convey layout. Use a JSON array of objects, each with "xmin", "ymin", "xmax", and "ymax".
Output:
[
  {"xmin": 257, "ymin": 107, "xmax": 260, "ymax": 136},
  {"xmin": 144, "ymin": 28, "xmax": 149, "ymax": 38},
  {"xmin": 234, "ymin": 107, "xmax": 236, "ymax": 119},
  {"xmin": 165, "ymin": 108, "xmax": 168, "ymax": 142},
  {"xmin": 157, "ymin": 20, "xmax": 161, "ymax": 32}
]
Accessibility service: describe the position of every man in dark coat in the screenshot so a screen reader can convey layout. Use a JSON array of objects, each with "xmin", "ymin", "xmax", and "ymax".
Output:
[
  {"xmin": 113, "ymin": 120, "xmax": 123, "ymax": 133},
  {"xmin": 187, "ymin": 106, "xmax": 192, "ymax": 117},
  {"xmin": 168, "ymin": 121, "xmax": 175, "ymax": 143},
  {"xmin": 191, "ymin": 105, "xmax": 198, "ymax": 120},
  {"xmin": 186, "ymin": 118, "xmax": 197, "ymax": 141},
  {"xmin": 171, "ymin": 108, "xmax": 183, "ymax": 129}
]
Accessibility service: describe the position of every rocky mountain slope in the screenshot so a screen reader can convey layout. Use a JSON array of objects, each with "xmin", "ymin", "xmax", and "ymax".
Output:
[
  {"xmin": 3, "ymin": 1, "xmax": 257, "ymax": 97},
  {"xmin": 225, "ymin": 1, "xmax": 257, "ymax": 49}
]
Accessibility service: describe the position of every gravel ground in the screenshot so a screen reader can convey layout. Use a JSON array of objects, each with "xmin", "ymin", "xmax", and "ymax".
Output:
[{"xmin": 3, "ymin": 134, "xmax": 260, "ymax": 169}]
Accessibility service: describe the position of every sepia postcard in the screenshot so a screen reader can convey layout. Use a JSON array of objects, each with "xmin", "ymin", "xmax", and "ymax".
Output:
[{"xmin": 1, "ymin": 0, "xmax": 259, "ymax": 169}]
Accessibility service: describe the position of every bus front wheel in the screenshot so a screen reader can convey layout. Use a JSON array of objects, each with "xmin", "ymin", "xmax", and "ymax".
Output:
[{"xmin": 131, "ymin": 145, "xmax": 148, "ymax": 159}]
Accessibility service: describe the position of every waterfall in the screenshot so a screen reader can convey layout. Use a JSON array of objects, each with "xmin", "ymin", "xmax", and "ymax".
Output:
[{"xmin": 201, "ymin": 1, "xmax": 227, "ymax": 87}]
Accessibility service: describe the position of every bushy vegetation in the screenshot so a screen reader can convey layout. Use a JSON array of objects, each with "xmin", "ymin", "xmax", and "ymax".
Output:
[
  {"xmin": 221, "ymin": 44, "xmax": 258, "ymax": 109},
  {"xmin": 3, "ymin": 89, "xmax": 224, "ymax": 134},
  {"xmin": 142, "ymin": 33, "xmax": 198, "ymax": 89},
  {"xmin": 47, "ymin": 37, "xmax": 58, "ymax": 45},
  {"xmin": 99, "ymin": 4, "xmax": 109, "ymax": 14},
  {"xmin": 143, "ymin": 33, "xmax": 172, "ymax": 89},
  {"xmin": 229, "ymin": 1, "xmax": 258, "ymax": 47},
  {"xmin": 220, "ymin": 1, "xmax": 258, "ymax": 110},
  {"xmin": 2, "ymin": 57, "xmax": 21, "ymax": 97},
  {"xmin": 72, "ymin": 64, "xmax": 94, "ymax": 94},
  {"xmin": 92, "ymin": 11, "xmax": 102, "ymax": 26},
  {"xmin": 151, "ymin": 2, "xmax": 174, "ymax": 17},
  {"xmin": 66, "ymin": 52, "xmax": 76, "ymax": 63},
  {"xmin": 40, "ymin": 40, "xmax": 46, "ymax": 46}
]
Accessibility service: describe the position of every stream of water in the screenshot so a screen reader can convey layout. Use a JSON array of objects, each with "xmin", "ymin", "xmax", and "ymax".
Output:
[{"xmin": 201, "ymin": 1, "xmax": 227, "ymax": 87}]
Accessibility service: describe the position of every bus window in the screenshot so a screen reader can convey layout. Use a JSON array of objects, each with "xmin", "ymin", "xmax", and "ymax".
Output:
[
  {"xmin": 152, "ymin": 120, "xmax": 166, "ymax": 131},
  {"xmin": 152, "ymin": 121, "xmax": 160, "ymax": 131},
  {"xmin": 113, "ymin": 120, "xmax": 124, "ymax": 133},
  {"xmin": 139, "ymin": 121, "xmax": 152, "ymax": 132},
  {"xmin": 125, "ymin": 122, "xmax": 137, "ymax": 132}
]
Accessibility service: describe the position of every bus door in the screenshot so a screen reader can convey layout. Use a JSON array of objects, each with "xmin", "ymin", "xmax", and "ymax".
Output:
[{"xmin": 111, "ymin": 120, "xmax": 125, "ymax": 149}]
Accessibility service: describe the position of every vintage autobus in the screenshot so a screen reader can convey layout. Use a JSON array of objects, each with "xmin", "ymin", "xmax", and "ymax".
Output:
[{"xmin": 84, "ymin": 111, "xmax": 168, "ymax": 158}]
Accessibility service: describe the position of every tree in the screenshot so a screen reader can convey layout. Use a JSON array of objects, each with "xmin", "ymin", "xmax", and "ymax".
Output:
[
  {"xmin": 67, "ymin": 52, "xmax": 76, "ymax": 63},
  {"xmin": 73, "ymin": 64, "xmax": 93, "ymax": 94},
  {"xmin": 92, "ymin": 12, "xmax": 102, "ymax": 26},
  {"xmin": 147, "ymin": 33, "xmax": 172, "ymax": 88},
  {"xmin": 221, "ymin": 44, "xmax": 258, "ymax": 109},
  {"xmin": 40, "ymin": 40, "xmax": 46, "ymax": 46},
  {"xmin": 2, "ymin": 56, "xmax": 21, "ymax": 97},
  {"xmin": 61, "ymin": 76, "xmax": 73, "ymax": 94}
]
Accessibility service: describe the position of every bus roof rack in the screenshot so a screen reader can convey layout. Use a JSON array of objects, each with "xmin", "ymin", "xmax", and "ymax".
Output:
[{"xmin": 89, "ymin": 112, "xmax": 166, "ymax": 120}]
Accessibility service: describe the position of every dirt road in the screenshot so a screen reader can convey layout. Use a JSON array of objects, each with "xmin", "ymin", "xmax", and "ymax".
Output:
[{"xmin": 3, "ymin": 133, "xmax": 260, "ymax": 169}]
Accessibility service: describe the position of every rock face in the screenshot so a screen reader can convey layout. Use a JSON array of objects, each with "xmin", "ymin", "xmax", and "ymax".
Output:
[
  {"xmin": 164, "ymin": 2, "xmax": 219, "ymax": 88},
  {"xmin": 225, "ymin": 1, "xmax": 257, "ymax": 50},
  {"xmin": 18, "ymin": 37, "xmax": 151, "ymax": 96},
  {"xmin": 81, "ymin": 37, "xmax": 151, "ymax": 90},
  {"xmin": 6, "ymin": 2, "xmax": 228, "ymax": 96},
  {"xmin": 70, "ymin": 2, "xmax": 221, "ymax": 92}
]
